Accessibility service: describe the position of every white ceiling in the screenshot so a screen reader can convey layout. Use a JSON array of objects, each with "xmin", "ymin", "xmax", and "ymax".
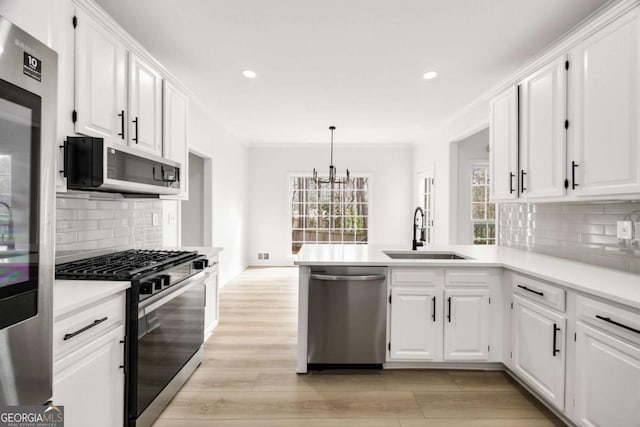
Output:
[{"xmin": 96, "ymin": 0, "xmax": 608, "ymax": 145}]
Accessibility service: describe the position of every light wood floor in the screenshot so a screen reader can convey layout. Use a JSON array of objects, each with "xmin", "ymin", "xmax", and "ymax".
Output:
[{"xmin": 156, "ymin": 267, "xmax": 564, "ymax": 427}]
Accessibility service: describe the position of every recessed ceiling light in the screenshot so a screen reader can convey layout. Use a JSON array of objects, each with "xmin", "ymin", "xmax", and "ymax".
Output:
[
  {"xmin": 423, "ymin": 71, "xmax": 438, "ymax": 80},
  {"xmin": 243, "ymin": 70, "xmax": 257, "ymax": 79}
]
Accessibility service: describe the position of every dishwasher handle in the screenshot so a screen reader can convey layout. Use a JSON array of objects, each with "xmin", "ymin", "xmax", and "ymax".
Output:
[{"xmin": 310, "ymin": 273, "xmax": 386, "ymax": 282}]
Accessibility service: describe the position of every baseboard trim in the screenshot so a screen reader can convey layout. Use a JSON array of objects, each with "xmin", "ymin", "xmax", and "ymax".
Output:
[{"xmin": 383, "ymin": 361, "xmax": 503, "ymax": 370}]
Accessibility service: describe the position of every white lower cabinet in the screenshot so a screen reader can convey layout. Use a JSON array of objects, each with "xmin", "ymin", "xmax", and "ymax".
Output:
[
  {"xmin": 53, "ymin": 292, "xmax": 126, "ymax": 427},
  {"xmin": 204, "ymin": 267, "xmax": 219, "ymax": 341},
  {"xmin": 389, "ymin": 287, "xmax": 442, "ymax": 360},
  {"xmin": 512, "ymin": 294, "xmax": 566, "ymax": 410},
  {"xmin": 444, "ymin": 288, "xmax": 490, "ymax": 361}
]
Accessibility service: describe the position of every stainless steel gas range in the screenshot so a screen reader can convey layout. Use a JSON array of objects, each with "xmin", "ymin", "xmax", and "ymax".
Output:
[{"xmin": 56, "ymin": 249, "xmax": 214, "ymax": 427}]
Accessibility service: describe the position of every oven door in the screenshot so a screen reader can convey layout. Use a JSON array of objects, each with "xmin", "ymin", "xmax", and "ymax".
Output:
[{"xmin": 133, "ymin": 272, "xmax": 205, "ymax": 421}]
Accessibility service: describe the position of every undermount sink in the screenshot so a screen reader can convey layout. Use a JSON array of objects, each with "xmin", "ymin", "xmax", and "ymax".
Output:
[{"xmin": 383, "ymin": 251, "xmax": 470, "ymax": 260}]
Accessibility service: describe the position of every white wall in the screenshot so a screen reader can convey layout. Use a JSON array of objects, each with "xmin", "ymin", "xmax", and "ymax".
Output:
[
  {"xmin": 248, "ymin": 144, "xmax": 414, "ymax": 266},
  {"xmin": 453, "ymin": 128, "xmax": 490, "ymax": 244},
  {"xmin": 182, "ymin": 153, "xmax": 205, "ymax": 246},
  {"xmin": 189, "ymin": 102, "xmax": 249, "ymax": 285},
  {"xmin": 414, "ymin": 99, "xmax": 490, "ymax": 245}
]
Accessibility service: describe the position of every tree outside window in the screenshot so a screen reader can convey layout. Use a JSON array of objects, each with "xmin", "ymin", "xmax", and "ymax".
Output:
[{"xmin": 471, "ymin": 165, "xmax": 496, "ymax": 245}]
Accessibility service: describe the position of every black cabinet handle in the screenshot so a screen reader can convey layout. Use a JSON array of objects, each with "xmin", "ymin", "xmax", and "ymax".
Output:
[
  {"xmin": 60, "ymin": 142, "xmax": 68, "ymax": 177},
  {"xmin": 520, "ymin": 170, "xmax": 526, "ymax": 192},
  {"xmin": 517, "ymin": 284, "xmax": 544, "ymax": 297},
  {"xmin": 132, "ymin": 117, "xmax": 139, "ymax": 143},
  {"xmin": 118, "ymin": 110, "xmax": 125, "ymax": 139},
  {"xmin": 509, "ymin": 172, "xmax": 515, "ymax": 194},
  {"xmin": 63, "ymin": 317, "xmax": 108, "ymax": 341},
  {"xmin": 552, "ymin": 323, "xmax": 560, "ymax": 356},
  {"xmin": 447, "ymin": 297, "xmax": 452, "ymax": 323},
  {"xmin": 596, "ymin": 315, "xmax": 640, "ymax": 335},
  {"xmin": 432, "ymin": 296, "xmax": 436, "ymax": 322},
  {"xmin": 571, "ymin": 161, "xmax": 579, "ymax": 190}
]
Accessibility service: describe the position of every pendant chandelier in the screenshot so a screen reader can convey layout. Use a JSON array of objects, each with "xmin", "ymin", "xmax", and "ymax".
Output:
[{"xmin": 312, "ymin": 126, "xmax": 351, "ymax": 184}]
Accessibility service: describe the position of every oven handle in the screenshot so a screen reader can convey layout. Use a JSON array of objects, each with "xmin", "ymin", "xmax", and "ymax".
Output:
[{"xmin": 138, "ymin": 271, "xmax": 205, "ymax": 318}]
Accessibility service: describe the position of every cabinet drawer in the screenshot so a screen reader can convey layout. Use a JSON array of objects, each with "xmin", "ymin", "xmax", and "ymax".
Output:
[
  {"xmin": 576, "ymin": 296, "xmax": 640, "ymax": 345},
  {"xmin": 391, "ymin": 269, "xmax": 444, "ymax": 287},
  {"xmin": 54, "ymin": 293, "xmax": 125, "ymax": 360},
  {"xmin": 512, "ymin": 274, "xmax": 565, "ymax": 312},
  {"xmin": 445, "ymin": 269, "xmax": 491, "ymax": 287}
]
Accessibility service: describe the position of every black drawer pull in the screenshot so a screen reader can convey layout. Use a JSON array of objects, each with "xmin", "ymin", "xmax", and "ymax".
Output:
[
  {"xmin": 517, "ymin": 284, "xmax": 544, "ymax": 297},
  {"xmin": 571, "ymin": 161, "xmax": 579, "ymax": 190},
  {"xmin": 509, "ymin": 172, "xmax": 515, "ymax": 194},
  {"xmin": 63, "ymin": 317, "xmax": 108, "ymax": 341},
  {"xmin": 447, "ymin": 297, "xmax": 452, "ymax": 323},
  {"xmin": 118, "ymin": 110, "xmax": 125, "ymax": 139},
  {"xmin": 596, "ymin": 315, "xmax": 640, "ymax": 335},
  {"xmin": 552, "ymin": 323, "xmax": 560, "ymax": 357},
  {"xmin": 520, "ymin": 170, "xmax": 527, "ymax": 192},
  {"xmin": 432, "ymin": 296, "xmax": 436, "ymax": 322},
  {"xmin": 132, "ymin": 117, "xmax": 139, "ymax": 143}
]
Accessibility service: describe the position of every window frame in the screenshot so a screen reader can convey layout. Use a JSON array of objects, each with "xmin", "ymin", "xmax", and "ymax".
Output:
[
  {"xmin": 416, "ymin": 168, "xmax": 435, "ymax": 245},
  {"xmin": 288, "ymin": 172, "xmax": 372, "ymax": 256},
  {"xmin": 470, "ymin": 161, "xmax": 496, "ymax": 245}
]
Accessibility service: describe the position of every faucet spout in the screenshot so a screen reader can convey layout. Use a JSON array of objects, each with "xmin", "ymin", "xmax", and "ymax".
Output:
[{"xmin": 412, "ymin": 206, "xmax": 425, "ymax": 251}]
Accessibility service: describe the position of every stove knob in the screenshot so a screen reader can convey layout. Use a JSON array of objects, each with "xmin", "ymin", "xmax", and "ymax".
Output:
[
  {"xmin": 193, "ymin": 259, "xmax": 209, "ymax": 270},
  {"xmin": 160, "ymin": 274, "xmax": 171, "ymax": 287},
  {"xmin": 140, "ymin": 281, "xmax": 153, "ymax": 295},
  {"xmin": 152, "ymin": 278, "xmax": 163, "ymax": 291}
]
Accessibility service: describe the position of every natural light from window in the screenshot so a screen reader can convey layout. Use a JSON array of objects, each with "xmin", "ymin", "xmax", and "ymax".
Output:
[{"xmin": 471, "ymin": 165, "xmax": 496, "ymax": 245}]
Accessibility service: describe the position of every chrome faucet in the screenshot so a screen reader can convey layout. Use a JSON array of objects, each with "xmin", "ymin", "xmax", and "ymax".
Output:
[
  {"xmin": 412, "ymin": 206, "xmax": 426, "ymax": 251},
  {"xmin": 0, "ymin": 201, "xmax": 15, "ymax": 250}
]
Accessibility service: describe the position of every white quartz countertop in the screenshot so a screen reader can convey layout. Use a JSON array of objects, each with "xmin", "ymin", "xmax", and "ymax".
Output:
[
  {"xmin": 54, "ymin": 280, "xmax": 130, "ymax": 318},
  {"xmin": 295, "ymin": 244, "xmax": 640, "ymax": 310}
]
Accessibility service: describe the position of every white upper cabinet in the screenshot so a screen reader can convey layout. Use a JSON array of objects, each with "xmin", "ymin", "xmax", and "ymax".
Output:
[
  {"xmin": 129, "ymin": 53, "xmax": 163, "ymax": 156},
  {"xmin": 74, "ymin": 8, "xmax": 127, "ymax": 142},
  {"xmin": 519, "ymin": 57, "xmax": 567, "ymax": 200},
  {"xmin": 569, "ymin": 9, "xmax": 640, "ymax": 197},
  {"xmin": 163, "ymin": 81, "xmax": 189, "ymax": 199},
  {"xmin": 443, "ymin": 288, "xmax": 490, "ymax": 361},
  {"xmin": 489, "ymin": 86, "xmax": 519, "ymax": 201}
]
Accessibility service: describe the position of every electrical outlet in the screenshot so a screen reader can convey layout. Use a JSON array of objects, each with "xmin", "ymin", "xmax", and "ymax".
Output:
[
  {"xmin": 264, "ymin": 253, "xmax": 269, "ymax": 260},
  {"xmin": 634, "ymin": 222, "xmax": 640, "ymax": 242},
  {"xmin": 258, "ymin": 253, "xmax": 264, "ymax": 260},
  {"xmin": 617, "ymin": 220, "xmax": 633, "ymax": 240}
]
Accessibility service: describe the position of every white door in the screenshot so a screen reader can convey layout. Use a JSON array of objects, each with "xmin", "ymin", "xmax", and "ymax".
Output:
[
  {"xmin": 204, "ymin": 271, "xmax": 219, "ymax": 341},
  {"xmin": 389, "ymin": 288, "xmax": 442, "ymax": 361},
  {"xmin": 74, "ymin": 8, "xmax": 127, "ymax": 141},
  {"xmin": 519, "ymin": 56, "xmax": 567, "ymax": 200},
  {"xmin": 444, "ymin": 288, "xmax": 490, "ymax": 361},
  {"xmin": 489, "ymin": 86, "xmax": 519, "ymax": 201},
  {"xmin": 512, "ymin": 295, "xmax": 566, "ymax": 410},
  {"xmin": 129, "ymin": 53, "xmax": 163, "ymax": 155},
  {"xmin": 575, "ymin": 322, "xmax": 640, "ymax": 427},
  {"xmin": 163, "ymin": 81, "xmax": 189, "ymax": 199},
  {"xmin": 570, "ymin": 9, "xmax": 640, "ymax": 197},
  {"xmin": 53, "ymin": 328, "xmax": 124, "ymax": 427}
]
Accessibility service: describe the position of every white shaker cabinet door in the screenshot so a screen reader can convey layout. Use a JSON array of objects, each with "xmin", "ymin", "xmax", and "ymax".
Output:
[
  {"xmin": 511, "ymin": 295, "xmax": 566, "ymax": 410},
  {"xmin": 129, "ymin": 53, "xmax": 163, "ymax": 156},
  {"xmin": 570, "ymin": 9, "xmax": 640, "ymax": 197},
  {"xmin": 519, "ymin": 56, "xmax": 567, "ymax": 200},
  {"xmin": 575, "ymin": 322, "xmax": 640, "ymax": 427},
  {"xmin": 53, "ymin": 327, "xmax": 124, "ymax": 427},
  {"xmin": 204, "ymin": 271, "xmax": 219, "ymax": 341},
  {"xmin": 489, "ymin": 86, "xmax": 519, "ymax": 201},
  {"xmin": 443, "ymin": 288, "xmax": 490, "ymax": 361},
  {"xmin": 163, "ymin": 80, "xmax": 189, "ymax": 199},
  {"xmin": 389, "ymin": 287, "xmax": 442, "ymax": 361},
  {"xmin": 74, "ymin": 8, "xmax": 127, "ymax": 141}
]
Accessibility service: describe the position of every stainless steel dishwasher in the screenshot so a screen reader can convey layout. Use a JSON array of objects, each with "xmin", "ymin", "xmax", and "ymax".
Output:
[{"xmin": 307, "ymin": 266, "xmax": 387, "ymax": 368}]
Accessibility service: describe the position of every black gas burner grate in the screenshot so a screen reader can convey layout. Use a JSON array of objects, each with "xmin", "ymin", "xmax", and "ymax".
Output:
[{"xmin": 55, "ymin": 249, "xmax": 199, "ymax": 280}]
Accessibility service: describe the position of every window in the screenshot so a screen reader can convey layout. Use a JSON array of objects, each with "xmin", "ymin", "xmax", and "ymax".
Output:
[
  {"xmin": 471, "ymin": 164, "xmax": 496, "ymax": 245},
  {"xmin": 290, "ymin": 176, "xmax": 368, "ymax": 255},
  {"xmin": 418, "ymin": 173, "xmax": 435, "ymax": 244}
]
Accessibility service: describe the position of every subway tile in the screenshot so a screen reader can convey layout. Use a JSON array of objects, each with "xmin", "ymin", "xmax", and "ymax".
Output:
[
  {"xmin": 563, "ymin": 204, "xmax": 605, "ymax": 215},
  {"xmin": 581, "ymin": 233, "xmax": 620, "ymax": 245},
  {"xmin": 604, "ymin": 202, "xmax": 640, "ymax": 215},
  {"xmin": 97, "ymin": 236, "xmax": 130, "ymax": 249},
  {"xmin": 97, "ymin": 200, "xmax": 128, "ymax": 210},
  {"xmin": 56, "ymin": 210, "xmax": 77, "ymax": 221},
  {"xmin": 77, "ymin": 229, "xmax": 114, "ymax": 242},
  {"xmin": 56, "ymin": 232, "xmax": 77, "ymax": 244},
  {"xmin": 580, "ymin": 214, "xmax": 619, "ymax": 225},
  {"xmin": 564, "ymin": 223, "xmax": 605, "ymax": 234},
  {"xmin": 56, "ymin": 198, "xmax": 96, "ymax": 210},
  {"xmin": 77, "ymin": 209, "xmax": 115, "ymax": 220},
  {"xmin": 57, "ymin": 240, "xmax": 99, "ymax": 252},
  {"xmin": 99, "ymin": 218, "xmax": 129, "ymax": 229},
  {"xmin": 57, "ymin": 220, "xmax": 98, "ymax": 232}
]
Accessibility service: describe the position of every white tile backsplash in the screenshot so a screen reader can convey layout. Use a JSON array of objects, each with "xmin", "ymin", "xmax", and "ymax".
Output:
[
  {"xmin": 56, "ymin": 196, "xmax": 163, "ymax": 252},
  {"xmin": 499, "ymin": 202, "xmax": 640, "ymax": 274}
]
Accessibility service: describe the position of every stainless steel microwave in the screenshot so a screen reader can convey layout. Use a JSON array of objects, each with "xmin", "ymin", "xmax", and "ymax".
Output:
[{"xmin": 64, "ymin": 136, "xmax": 181, "ymax": 195}]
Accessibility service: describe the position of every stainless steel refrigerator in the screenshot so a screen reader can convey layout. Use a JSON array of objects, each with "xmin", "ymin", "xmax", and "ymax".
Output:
[{"xmin": 0, "ymin": 15, "xmax": 57, "ymax": 405}]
